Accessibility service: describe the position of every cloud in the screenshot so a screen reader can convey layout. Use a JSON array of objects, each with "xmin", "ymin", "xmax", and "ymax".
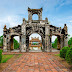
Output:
[
  {"xmin": 0, "ymin": 15, "xmax": 23, "ymax": 36},
  {"xmin": 14, "ymin": 36, "xmax": 19, "ymax": 43},
  {"xmin": 52, "ymin": 36, "xmax": 57, "ymax": 42},
  {"xmin": 70, "ymin": 20, "xmax": 72, "ymax": 23},
  {"xmin": 55, "ymin": 0, "xmax": 72, "ymax": 9}
]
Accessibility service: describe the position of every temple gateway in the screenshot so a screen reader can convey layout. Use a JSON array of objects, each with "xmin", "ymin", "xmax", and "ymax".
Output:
[{"xmin": 3, "ymin": 7, "xmax": 68, "ymax": 52}]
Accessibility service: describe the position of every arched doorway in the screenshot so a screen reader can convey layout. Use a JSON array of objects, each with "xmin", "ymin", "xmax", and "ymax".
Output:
[
  {"xmin": 26, "ymin": 31, "xmax": 45, "ymax": 52},
  {"xmin": 51, "ymin": 35, "xmax": 61, "ymax": 52},
  {"xmin": 29, "ymin": 33, "xmax": 42, "ymax": 52}
]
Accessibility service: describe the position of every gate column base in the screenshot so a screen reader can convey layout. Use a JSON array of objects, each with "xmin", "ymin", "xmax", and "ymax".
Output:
[
  {"xmin": 20, "ymin": 50, "xmax": 26, "ymax": 52},
  {"xmin": 3, "ymin": 49, "xmax": 7, "ymax": 52}
]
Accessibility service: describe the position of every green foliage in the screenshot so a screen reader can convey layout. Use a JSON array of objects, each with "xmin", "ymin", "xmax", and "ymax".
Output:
[
  {"xmin": 52, "ymin": 38, "xmax": 57, "ymax": 49},
  {"xmin": 60, "ymin": 46, "xmax": 69, "ymax": 58},
  {"xmin": 65, "ymin": 47, "xmax": 72, "ymax": 64},
  {"xmin": 41, "ymin": 47, "xmax": 42, "ymax": 50},
  {"xmin": 13, "ymin": 38, "xmax": 20, "ymax": 49},
  {"xmin": 32, "ymin": 43, "xmax": 38, "ymax": 45},
  {"xmin": 55, "ymin": 54, "xmax": 60, "ymax": 56},
  {"xmin": 68, "ymin": 37, "xmax": 72, "ymax": 46},
  {"xmin": 0, "ymin": 49, "xmax": 2, "ymax": 63},
  {"xmin": 0, "ymin": 35, "xmax": 3, "ymax": 46},
  {"xmin": 1, "ymin": 55, "xmax": 14, "ymax": 63}
]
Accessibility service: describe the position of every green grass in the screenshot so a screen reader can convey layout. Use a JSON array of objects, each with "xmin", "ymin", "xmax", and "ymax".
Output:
[
  {"xmin": 54, "ymin": 54, "xmax": 60, "ymax": 56},
  {"xmin": 1, "ymin": 55, "xmax": 14, "ymax": 63},
  {"xmin": 1, "ymin": 54, "xmax": 22, "ymax": 63}
]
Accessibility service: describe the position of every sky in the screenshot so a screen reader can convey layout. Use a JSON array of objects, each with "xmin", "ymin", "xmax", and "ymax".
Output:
[{"xmin": 0, "ymin": 0, "xmax": 72, "ymax": 42}]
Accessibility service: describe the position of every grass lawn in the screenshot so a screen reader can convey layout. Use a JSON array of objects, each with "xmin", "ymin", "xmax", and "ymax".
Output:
[
  {"xmin": 1, "ymin": 54, "xmax": 22, "ymax": 63},
  {"xmin": 1, "ymin": 55, "xmax": 14, "ymax": 63},
  {"xmin": 54, "ymin": 54, "xmax": 60, "ymax": 56}
]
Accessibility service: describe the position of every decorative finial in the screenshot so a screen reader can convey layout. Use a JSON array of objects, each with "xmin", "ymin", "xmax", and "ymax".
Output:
[
  {"xmin": 4, "ymin": 25, "xmax": 7, "ymax": 30},
  {"xmin": 23, "ymin": 18, "xmax": 25, "ymax": 23}
]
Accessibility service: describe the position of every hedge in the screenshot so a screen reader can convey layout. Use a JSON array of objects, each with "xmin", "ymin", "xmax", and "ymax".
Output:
[
  {"xmin": 65, "ymin": 47, "xmax": 72, "ymax": 64},
  {"xmin": 60, "ymin": 46, "xmax": 69, "ymax": 58},
  {"xmin": 0, "ymin": 49, "xmax": 2, "ymax": 63}
]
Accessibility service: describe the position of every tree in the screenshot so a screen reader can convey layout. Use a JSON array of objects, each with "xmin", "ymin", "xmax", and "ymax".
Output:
[
  {"xmin": 68, "ymin": 37, "xmax": 72, "ymax": 47},
  {"xmin": 52, "ymin": 38, "xmax": 58, "ymax": 49},
  {"xmin": 0, "ymin": 36, "xmax": 3, "ymax": 46},
  {"xmin": 13, "ymin": 38, "xmax": 20, "ymax": 49}
]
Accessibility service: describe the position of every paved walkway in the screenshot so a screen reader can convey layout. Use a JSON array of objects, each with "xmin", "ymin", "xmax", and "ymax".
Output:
[{"xmin": 2, "ymin": 53, "xmax": 69, "ymax": 72}]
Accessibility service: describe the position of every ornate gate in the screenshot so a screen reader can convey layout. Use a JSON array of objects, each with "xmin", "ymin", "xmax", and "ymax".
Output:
[{"xmin": 3, "ymin": 7, "xmax": 68, "ymax": 52}]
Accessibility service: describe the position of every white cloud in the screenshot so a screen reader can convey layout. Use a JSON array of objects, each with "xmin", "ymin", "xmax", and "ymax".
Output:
[
  {"xmin": 0, "ymin": 15, "xmax": 22, "ymax": 36},
  {"xmin": 52, "ymin": 36, "xmax": 57, "ymax": 42},
  {"xmin": 14, "ymin": 36, "xmax": 19, "ymax": 43},
  {"xmin": 70, "ymin": 20, "xmax": 72, "ymax": 23},
  {"xmin": 56, "ymin": 0, "xmax": 72, "ymax": 9}
]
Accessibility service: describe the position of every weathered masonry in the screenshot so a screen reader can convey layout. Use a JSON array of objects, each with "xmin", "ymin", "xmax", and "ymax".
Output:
[{"xmin": 3, "ymin": 7, "xmax": 68, "ymax": 52}]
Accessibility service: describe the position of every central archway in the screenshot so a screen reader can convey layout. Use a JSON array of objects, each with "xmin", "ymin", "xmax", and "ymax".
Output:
[
  {"xmin": 29, "ymin": 33, "xmax": 42, "ymax": 52},
  {"xmin": 26, "ymin": 31, "xmax": 45, "ymax": 52}
]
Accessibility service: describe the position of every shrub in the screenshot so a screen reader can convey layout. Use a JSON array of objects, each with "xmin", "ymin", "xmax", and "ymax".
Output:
[
  {"xmin": 65, "ymin": 47, "xmax": 72, "ymax": 64},
  {"xmin": 0, "ymin": 49, "xmax": 2, "ymax": 63},
  {"xmin": 60, "ymin": 46, "xmax": 69, "ymax": 58},
  {"xmin": 68, "ymin": 37, "xmax": 72, "ymax": 46}
]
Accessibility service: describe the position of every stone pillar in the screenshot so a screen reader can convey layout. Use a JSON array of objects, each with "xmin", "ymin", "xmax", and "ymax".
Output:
[
  {"xmin": 26, "ymin": 36, "xmax": 29, "ymax": 52},
  {"xmin": 3, "ymin": 25, "xmax": 7, "ymax": 52},
  {"xmin": 21, "ymin": 35, "xmax": 26, "ymax": 52},
  {"xmin": 45, "ymin": 35, "xmax": 52, "ymax": 52},
  {"xmin": 60, "ymin": 35, "xmax": 64, "ymax": 49},
  {"xmin": 19, "ymin": 36, "xmax": 21, "ymax": 51},
  {"xmin": 64, "ymin": 35, "xmax": 68, "ymax": 47},
  {"xmin": 57, "ymin": 36, "xmax": 61, "ymax": 50},
  {"xmin": 38, "ymin": 12, "xmax": 42, "ymax": 20},
  {"xmin": 21, "ymin": 18, "xmax": 26, "ymax": 52},
  {"xmin": 45, "ymin": 25, "xmax": 52, "ymax": 52},
  {"xmin": 7, "ymin": 36, "xmax": 11, "ymax": 51},
  {"xmin": 28, "ymin": 11, "xmax": 32, "ymax": 23},
  {"xmin": 10, "ymin": 36, "xmax": 14, "ymax": 50},
  {"xmin": 3, "ymin": 36, "xmax": 7, "ymax": 52},
  {"xmin": 42, "ymin": 38, "xmax": 45, "ymax": 51}
]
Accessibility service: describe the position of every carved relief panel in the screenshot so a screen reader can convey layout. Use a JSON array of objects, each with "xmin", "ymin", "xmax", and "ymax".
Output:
[{"xmin": 22, "ymin": 25, "xmax": 26, "ymax": 35}]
